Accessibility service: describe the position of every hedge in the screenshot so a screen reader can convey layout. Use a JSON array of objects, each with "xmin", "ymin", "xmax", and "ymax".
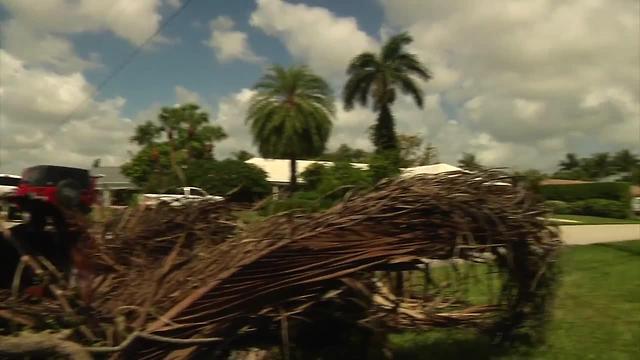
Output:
[
  {"xmin": 569, "ymin": 199, "xmax": 629, "ymax": 219},
  {"xmin": 539, "ymin": 182, "xmax": 630, "ymax": 203},
  {"xmin": 544, "ymin": 199, "xmax": 629, "ymax": 219}
]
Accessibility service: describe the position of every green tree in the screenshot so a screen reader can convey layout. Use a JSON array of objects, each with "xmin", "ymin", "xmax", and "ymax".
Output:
[
  {"xmin": 458, "ymin": 153, "xmax": 482, "ymax": 171},
  {"xmin": 186, "ymin": 159, "xmax": 270, "ymax": 201},
  {"xmin": 582, "ymin": 152, "xmax": 611, "ymax": 179},
  {"xmin": 320, "ymin": 144, "xmax": 371, "ymax": 163},
  {"xmin": 343, "ymin": 32, "xmax": 432, "ymax": 153},
  {"xmin": 124, "ymin": 103, "xmax": 227, "ymax": 187},
  {"xmin": 396, "ymin": 134, "xmax": 440, "ymax": 167},
  {"xmin": 232, "ymin": 150, "xmax": 255, "ymax": 162},
  {"xmin": 558, "ymin": 153, "xmax": 580, "ymax": 171},
  {"xmin": 397, "ymin": 134, "xmax": 423, "ymax": 167},
  {"xmin": 419, "ymin": 142, "xmax": 439, "ymax": 165},
  {"xmin": 246, "ymin": 65, "xmax": 335, "ymax": 193},
  {"xmin": 513, "ymin": 169, "xmax": 547, "ymax": 192},
  {"xmin": 611, "ymin": 149, "xmax": 638, "ymax": 172}
]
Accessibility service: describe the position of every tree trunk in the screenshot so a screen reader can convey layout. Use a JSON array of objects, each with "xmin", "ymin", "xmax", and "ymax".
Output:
[
  {"xmin": 373, "ymin": 104, "xmax": 398, "ymax": 153},
  {"xmin": 289, "ymin": 157, "xmax": 297, "ymax": 194},
  {"xmin": 168, "ymin": 141, "xmax": 187, "ymax": 186}
]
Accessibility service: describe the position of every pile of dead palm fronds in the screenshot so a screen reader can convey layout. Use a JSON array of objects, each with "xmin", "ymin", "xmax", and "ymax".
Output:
[{"xmin": 1, "ymin": 170, "xmax": 561, "ymax": 360}]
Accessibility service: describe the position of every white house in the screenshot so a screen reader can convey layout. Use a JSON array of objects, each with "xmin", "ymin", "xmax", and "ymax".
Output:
[{"xmin": 245, "ymin": 157, "xmax": 462, "ymax": 196}]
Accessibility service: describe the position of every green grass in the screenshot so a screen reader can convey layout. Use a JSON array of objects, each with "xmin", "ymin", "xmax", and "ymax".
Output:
[
  {"xmin": 390, "ymin": 240, "xmax": 640, "ymax": 359},
  {"xmin": 550, "ymin": 214, "xmax": 640, "ymax": 225}
]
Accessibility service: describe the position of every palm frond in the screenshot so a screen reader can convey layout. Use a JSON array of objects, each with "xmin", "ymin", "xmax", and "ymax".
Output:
[
  {"xmin": 381, "ymin": 32, "xmax": 412, "ymax": 62},
  {"xmin": 394, "ymin": 74, "xmax": 424, "ymax": 108}
]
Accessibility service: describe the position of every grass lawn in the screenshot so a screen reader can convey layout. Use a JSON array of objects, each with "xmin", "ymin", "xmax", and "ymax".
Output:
[
  {"xmin": 390, "ymin": 240, "xmax": 640, "ymax": 359},
  {"xmin": 550, "ymin": 214, "xmax": 640, "ymax": 225}
]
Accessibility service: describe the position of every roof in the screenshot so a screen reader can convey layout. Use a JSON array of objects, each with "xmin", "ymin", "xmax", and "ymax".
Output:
[
  {"xmin": 91, "ymin": 166, "xmax": 136, "ymax": 190},
  {"xmin": 245, "ymin": 158, "xmax": 369, "ymax": 184},
  {"xmin": 401, "ymin": 163, "xmax": 463, "ymax": 178}
]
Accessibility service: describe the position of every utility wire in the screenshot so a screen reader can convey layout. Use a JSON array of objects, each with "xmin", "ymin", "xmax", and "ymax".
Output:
[{"xmin": 58, "ymin": 0, "xmax": 196, "ymax": 126}]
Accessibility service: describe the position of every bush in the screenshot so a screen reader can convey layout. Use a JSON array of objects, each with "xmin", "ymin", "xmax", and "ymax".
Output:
[
  {"xmin": 539, "ymin": 182, "xmax": 630, "ymax": 203},
  {"xmin": 259, "ymin": 191, "xmax": 335, "ymax": 216},
  {"xmin": 569, "ymin": 199, "xmax": 628, "ymax": 219},
  {"xmin": 544, "ymin": 200, "xmax": 571, "ymax": 214},
  {"xmin": 302, "ymin": 161, "xmax": 372, "ymax": 199},
  {"xmin": 186, "ymin": 159, "xmax": 271, "ymax": 201}
]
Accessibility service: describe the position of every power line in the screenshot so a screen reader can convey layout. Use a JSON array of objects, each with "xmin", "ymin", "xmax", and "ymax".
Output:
[{"xmin": 58, "ymin": 0, "xmax": 196, "ymax": 125}]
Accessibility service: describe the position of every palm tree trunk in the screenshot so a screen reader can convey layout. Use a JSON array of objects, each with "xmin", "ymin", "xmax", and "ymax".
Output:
[
  {"xmin": 169, "ymin": 141, "xmax": 187, "ymax": 186},
  {"xmin": 289, "ymin": 157, "xmax": 297, "ymax": 194},
  {"xmin": 373, "ymin": 104, "xmax": 398, "ymax": 153}
]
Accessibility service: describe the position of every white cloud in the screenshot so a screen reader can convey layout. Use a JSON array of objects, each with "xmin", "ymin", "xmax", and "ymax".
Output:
[
  {"xmin": 205, "ymin": 16, "xmax": 264, "ymax": 63},
  {"xmin": 175, "ymin": 85, "xmax": 203, "ymax": 105},
  {"xmin": 1, "ymin": 0, "xmax": 163, "ymax": 45},
  {"xmin": 166, "ymin": 0, "xmax": 181, "ymax": 9},
  {"xmin": 250, "ymin": 0, "xmax": 377, "ymax": 82},
  {"xmin": 0, "ymin": 50, "xmax": 135, "ymax": 173},
  {"xmin": 214, "ymin": 89, "xmax": 259, "ymax": 158},
  {"xmin": 372, "ymin": 0, "xmax": 640, "ymax": 170},
  {"xmin": 0, "ymin": 20, "xmax": 102, "ymax": 73}
]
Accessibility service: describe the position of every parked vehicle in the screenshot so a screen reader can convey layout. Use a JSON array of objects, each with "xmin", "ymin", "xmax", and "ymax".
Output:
[
  {"xmin": 1, "ymin": 165, "xmax": 98, "ymax": 298},
  {"xmin": 142, "ymin": 186, "xmax": 223, "ymax": 207},
  {"xmin": 0, "ymin": 174, "xmax": 21, "ymax": 220}
]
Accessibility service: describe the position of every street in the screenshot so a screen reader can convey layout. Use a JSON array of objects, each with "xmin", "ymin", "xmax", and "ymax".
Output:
[{"xmin": 560, "ymin": 224, "xmax": 640, "ymax": 245}]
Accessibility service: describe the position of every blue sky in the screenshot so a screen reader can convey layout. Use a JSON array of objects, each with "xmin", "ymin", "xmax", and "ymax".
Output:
[{"xmin": 0, "ymin": 0, "xmax": 638, "ymax": 174}]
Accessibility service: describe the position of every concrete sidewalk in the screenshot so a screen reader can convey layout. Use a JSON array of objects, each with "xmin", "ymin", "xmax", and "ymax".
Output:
[{"xmin": 560, "ymin": 224, "xmax": 640, "ymax": 245}]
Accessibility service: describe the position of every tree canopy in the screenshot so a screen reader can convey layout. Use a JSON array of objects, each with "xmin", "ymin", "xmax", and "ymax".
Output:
[
  {"xmin": 246, "ymin": 64, "xmax": 335, "ymax": 192},
  {"xmin": 343, "ymin": 32, "xmax": 431, "ymax": 153}
]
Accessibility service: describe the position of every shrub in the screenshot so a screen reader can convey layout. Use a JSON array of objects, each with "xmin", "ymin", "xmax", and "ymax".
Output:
[
  {"xmin": 187, "ymin": 159, "xmax": 271, "ymax": 201},
  {"xmin": 259, "ymin": 191, "xmax": 335, "ymax": 216},
  {"xmin": 569, "ymin": 199, "xmax": 628, "ymax": 219},
  {"xmin": 539, "ymin": 182, "xmax": 630, "ymax": 203},
  {"xmin": 544, "ymin": 200, "xmax": 571, "ymax": 214}
]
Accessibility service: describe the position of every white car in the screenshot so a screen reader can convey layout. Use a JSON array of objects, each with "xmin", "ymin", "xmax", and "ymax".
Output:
[
  {"xmin": 0, "ymin": 174, "xmax": 21, "ymax": 220},
  {"xmin": 0, "ymin": 174, "xmax": 20, "ymax": 196},
  {"xmin": 142, "ymin": 186, "xmax": 224, "ymax": 207}
]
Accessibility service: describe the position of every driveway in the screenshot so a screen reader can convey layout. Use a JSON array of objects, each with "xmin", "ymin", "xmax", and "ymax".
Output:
[{"xmin": 560, "ymin": 224, "xmax": 640, "ymax": 245}]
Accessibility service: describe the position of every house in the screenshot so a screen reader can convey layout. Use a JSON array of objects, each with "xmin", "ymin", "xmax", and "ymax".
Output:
[
  {"xmin": 91, "ymin": 166, "xmax": 137, "ymax": 206},
  {"xmin": 245, "ymin": 157, "xmax": 369, "ymax": 196},
  {"xmin": 245, "ymin": 157, "xmax": 462, "ymax": 196},
  {"xmin": 400, "ymin": 163, "xmax": 463, "ymax": 178}
]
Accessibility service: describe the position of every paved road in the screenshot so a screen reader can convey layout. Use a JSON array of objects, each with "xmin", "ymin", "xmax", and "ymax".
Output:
[{"xmin": 560, "ymin": 224, "xmax": 640, "ymax": 245}]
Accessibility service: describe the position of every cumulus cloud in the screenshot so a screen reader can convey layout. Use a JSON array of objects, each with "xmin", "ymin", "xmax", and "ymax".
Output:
[
  {"xmin": 166, "ymin": 0, "xmax": 182, "ymax": 9},
  {"xmin": 205, "ymin": 16, "xmax": 264, "ymax": 63},
  {"xmin": 0, "ymin": 50, "xmax": 135, "ymax": 173},
  {"xmin": 0, "ymin": 0, "xmax": 163, "ymax": 45},
  {"xmin": 250, "ymin": 0, "xmax": 377, "ymax": 82},
  {"xmin": 372, "ymin": 0, "xmax": 640, "ymax": 170},
  {"xmin": 0, "ymin": 20, "xmax": 102, "ymax": 74}
]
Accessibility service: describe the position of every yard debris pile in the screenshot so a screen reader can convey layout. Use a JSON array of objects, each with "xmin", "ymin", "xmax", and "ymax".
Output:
[{"xmin": 0, "ymin": 170, "xmax": 561, "ymax": 360}]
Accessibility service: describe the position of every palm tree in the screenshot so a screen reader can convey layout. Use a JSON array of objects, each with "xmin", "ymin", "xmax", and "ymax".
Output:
[
  {"xmin": 343, "ymin": 32, "xmax": 431, "ymax": 153},
  {"xmin": 612, "ymin": 149, "xmax": 638, "ymax": 172},
  {"xmin": 246, "ymin": 65, "xmax": 335, "ymax": 192},
  {"xmin": 458, "ymin": 153, "xmax": 482, "ymax": 171},
  {"xmin": 558, "ymin": 153, "xmax": 580, "ymax": 171}
]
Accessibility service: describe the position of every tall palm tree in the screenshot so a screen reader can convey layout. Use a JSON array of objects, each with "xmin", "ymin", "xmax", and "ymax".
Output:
[
  {"xmin": 612, "ymin": 149, "xmax": 638, "ymax": 172},
  {"xmin": 558, "ymin": 153, "xmax": 580, "ymax": 171},
  {"xmin": 343, "ymin": 32, "xmax": 432, "ymax": 153},
  {"xmin": 246, "ymin": 65, "xmax": 335, "ymax": 192}
]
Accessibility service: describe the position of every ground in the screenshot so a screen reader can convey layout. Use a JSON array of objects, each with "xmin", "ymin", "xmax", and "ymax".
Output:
[{"xmin": 390, "ymin": 240, "xmax": 640, "ymax": 359}]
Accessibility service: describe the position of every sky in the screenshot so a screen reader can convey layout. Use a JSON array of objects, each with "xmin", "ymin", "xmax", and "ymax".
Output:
[{"xmin": 0, "ymin": 0, "xmax": 638, "ymax": 175}]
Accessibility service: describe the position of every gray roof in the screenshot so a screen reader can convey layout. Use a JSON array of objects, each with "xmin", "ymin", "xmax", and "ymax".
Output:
[{"xmin": 91, "ymin": 166, "xmax": 136, "ymax": 190}]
